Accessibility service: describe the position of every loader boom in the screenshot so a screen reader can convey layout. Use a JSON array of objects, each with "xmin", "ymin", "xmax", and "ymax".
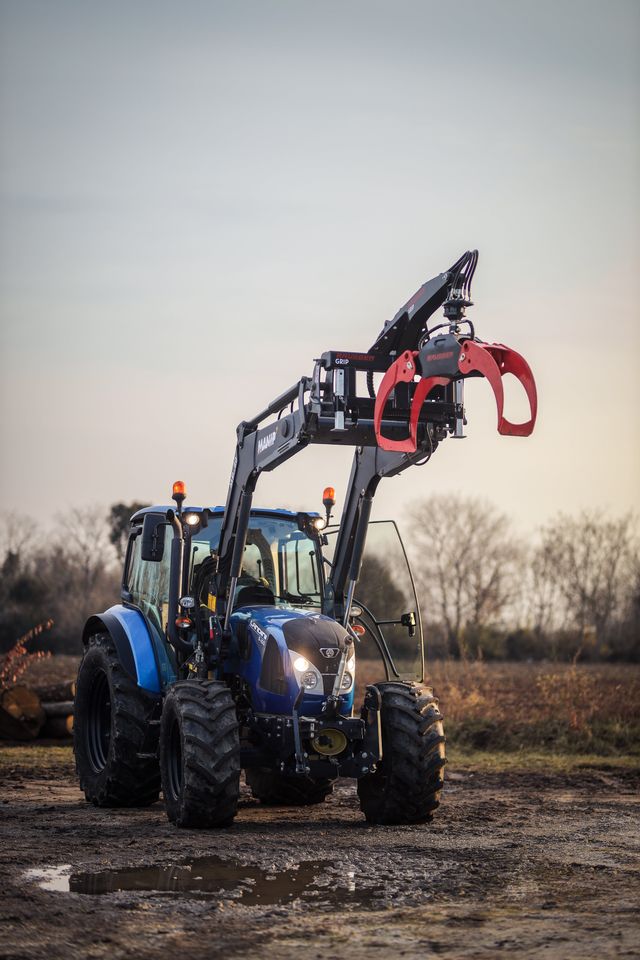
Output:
[{"xmin": 214, "ymin": 250, "xmax": 536, "ymax": 632}]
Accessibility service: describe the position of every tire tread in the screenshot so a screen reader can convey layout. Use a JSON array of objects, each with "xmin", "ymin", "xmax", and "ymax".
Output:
[
  {"xmin": 160, "ymin": 681, "xmax": 240, "ymax": 828},
  {"xmin": 357, "ymin": 681, "xmax": 445, "ymax": 825},
  {"xmin": 74, "ymin": 634, "xmax": 161, "ymax": 808}
]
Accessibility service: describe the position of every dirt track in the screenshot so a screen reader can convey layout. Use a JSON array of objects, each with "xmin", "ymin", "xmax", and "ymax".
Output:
[{"xmin": 1, "ymin": 747, "xmax": 638, "ymax": 960}]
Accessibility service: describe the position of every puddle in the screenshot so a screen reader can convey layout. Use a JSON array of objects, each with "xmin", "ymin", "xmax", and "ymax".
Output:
[
  {"xmin": 26, "ymin": 857, "xmax": 384, "ymax": 908},
  {"xmin": 26, "ymin": 865, "xmax": 73, "ymax": 892}
]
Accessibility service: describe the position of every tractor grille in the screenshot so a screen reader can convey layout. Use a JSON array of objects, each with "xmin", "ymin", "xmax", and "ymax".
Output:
[{"xmin": 322, "ymin": 672, "xmax": 338, "ymax": 695}]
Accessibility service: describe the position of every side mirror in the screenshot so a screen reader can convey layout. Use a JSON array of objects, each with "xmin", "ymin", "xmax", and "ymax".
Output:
[
  {"xmin": 141, "ymin": 514, "xmax": 167, "ymax": 562},
  {"xmin": 401, "ymin": 611, "xmax": 416, "ymax": 638}
]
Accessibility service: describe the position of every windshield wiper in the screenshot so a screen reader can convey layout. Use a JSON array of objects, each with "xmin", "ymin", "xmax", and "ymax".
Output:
[{"xmin": 275, "ymin": 592, "xmax": 318, "ymax": 605}]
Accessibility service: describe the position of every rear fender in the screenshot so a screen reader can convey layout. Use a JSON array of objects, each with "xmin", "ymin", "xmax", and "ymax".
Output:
[{"xmin": 82, "ymin": 605, "xmax": 175, "ymax": 694}]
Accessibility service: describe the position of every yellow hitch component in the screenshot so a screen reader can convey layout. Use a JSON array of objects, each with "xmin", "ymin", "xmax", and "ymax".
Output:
[{"xmin": 311, "ymin": 728, "xmax": 348, "ymax": 757}]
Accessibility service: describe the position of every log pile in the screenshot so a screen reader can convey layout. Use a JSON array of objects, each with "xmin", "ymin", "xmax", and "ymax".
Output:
[
  {"xmin": 0, "ymin": 622, "xmax": 75, "ymax": 740},
  {"xmin": 0, "ymin": 685, "xmax": 46, "ymax": 740},
  {"xmin": 0, "ymin": 682, "xmax": 75, "ymax": 740}
]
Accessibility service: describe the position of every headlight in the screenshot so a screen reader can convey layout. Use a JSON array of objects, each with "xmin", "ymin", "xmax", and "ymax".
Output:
[
  {"xmin": 288, "ymin": 649, "xmax": 322, "ymax": 694},
  {"xmin": 339, "ymin": 652, "xmax": 355, "ymax": 692}
]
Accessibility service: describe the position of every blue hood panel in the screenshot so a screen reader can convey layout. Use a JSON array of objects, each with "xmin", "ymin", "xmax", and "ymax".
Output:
[{"xmin": 225, "ymin": 605, "xmax": 354, "ymax": 717}]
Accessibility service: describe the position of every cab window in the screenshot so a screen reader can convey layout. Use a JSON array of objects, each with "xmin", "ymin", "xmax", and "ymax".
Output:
[{"xmin": 126, "ymin": 524, "xmax": 172, "ymax": 636}]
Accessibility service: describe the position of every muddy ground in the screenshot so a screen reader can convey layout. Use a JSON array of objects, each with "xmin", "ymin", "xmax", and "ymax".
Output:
[{"xmin": 0, "ymin": 747, "xmax": 638, "ymax": 960}]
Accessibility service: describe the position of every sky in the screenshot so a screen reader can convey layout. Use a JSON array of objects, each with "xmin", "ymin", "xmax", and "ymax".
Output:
[{"xmin": 0, "ymin": 0, "xmax": 638, "ymax": 538}]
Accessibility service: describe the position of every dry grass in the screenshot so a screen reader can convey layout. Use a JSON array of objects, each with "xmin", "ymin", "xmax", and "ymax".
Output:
[
  {"xmin": 357, "ymin": 658, "xmax": 640, "ymax": 756},
  {"xmin": 9, "ymin": 653, "xmax": 640, "ymax": 759}
]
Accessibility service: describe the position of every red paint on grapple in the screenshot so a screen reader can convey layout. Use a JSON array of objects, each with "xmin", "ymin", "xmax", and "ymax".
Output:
[
  {"xmin": 374, "ymin": 341, "xmax": 537, "ymax": 453},
  {"xmin": 461, "ymin": 340, "xmax": 537, "ymax": 438}
]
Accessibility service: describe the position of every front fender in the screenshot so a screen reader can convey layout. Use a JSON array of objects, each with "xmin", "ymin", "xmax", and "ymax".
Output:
[{"xmin": 82, "ymin": 605, "xmax": 175, "ymax": 694}]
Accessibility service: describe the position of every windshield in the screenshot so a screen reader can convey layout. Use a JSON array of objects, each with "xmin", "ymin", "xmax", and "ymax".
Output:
[{"xmin": 189, "ymin": 513, "xmax": 322, "ymax": 608}]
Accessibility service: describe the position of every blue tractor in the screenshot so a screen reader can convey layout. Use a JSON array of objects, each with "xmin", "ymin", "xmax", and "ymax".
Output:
[{"xmin": 73, "ymin": 251, "xmax": 537, "ymax": 827}]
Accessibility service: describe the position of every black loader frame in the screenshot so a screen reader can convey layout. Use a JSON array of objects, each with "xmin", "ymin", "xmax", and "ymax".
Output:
[{"xmin": 212, "ymin": 249, "xmax": 536, "ymax": 639}]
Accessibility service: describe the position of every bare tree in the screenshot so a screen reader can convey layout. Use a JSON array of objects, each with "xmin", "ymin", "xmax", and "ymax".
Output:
[
  {"xmin": 0, "ymin": 506, "xmax": 121, "ymax": 653},
  {"xmin": 108, "ymin": 501, "xmax": 149, "ymax": 562},
  {"xmin": 533, "ymin": 511, "xmax": 638, "ymax": 654},
  {"xmin": 406, "ymin": 495, "xmax": 523, "ymax": 658},
  {"xmin": 0, "ymin": 511, "xmax": 38, "ymax": 566},
  {"xmin": 53, "ymin": 505, "xmax": 117, "ymax": 594},
  {"xmin": 0, "ymin": 513, "xmax": 42, "ymax": 651},
  {"xmin": 526, "ymin": 543, "xmax": 564, "ymax": 637}
]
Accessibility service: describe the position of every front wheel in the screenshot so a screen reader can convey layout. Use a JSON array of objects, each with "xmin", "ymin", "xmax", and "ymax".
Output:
[
  {"xmin": 160, "ymin": 681, "xmax": 240, "ymax": 828},
  {"xmin": 357, "ymin": 682, "xmax": 445, "ymax": 825}
]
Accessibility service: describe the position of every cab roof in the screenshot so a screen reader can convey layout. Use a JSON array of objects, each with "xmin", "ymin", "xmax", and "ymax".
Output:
[{"xmin": 129, "ymin": 506, "xmax": 317, "ymax": 525}]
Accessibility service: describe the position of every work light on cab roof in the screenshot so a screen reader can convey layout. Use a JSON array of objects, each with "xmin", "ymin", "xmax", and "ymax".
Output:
[
  {"xmin": 321, "ymin": 486, "xmax": 336, "ymax": 528},
  {"xmin": 172, "ymin": 479, "xmax": 186, "ymax": 511}
]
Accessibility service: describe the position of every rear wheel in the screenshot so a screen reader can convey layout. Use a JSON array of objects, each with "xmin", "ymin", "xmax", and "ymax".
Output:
[
  {"xmin": 74, "ymin": 634, "xmax": 161, "ymax": 807},
  {"xmin": 160, "ymin": 681, "xmax": 240, "ymax": 828},
  {"xmin": 357, "ymin": 681, "xmax": 445, "ymax": 824},
  {"xmin": 245, "ymin": 767, "xmax": 334, "ymax": 805}
]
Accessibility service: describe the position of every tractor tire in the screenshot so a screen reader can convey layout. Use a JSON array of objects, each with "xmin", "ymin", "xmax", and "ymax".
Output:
[
  {"xmin": 357, "ymin": 681, "xmax": 445, "ymax": 825},
  {"xmin": 245, "ymin": 767, "xmax": 334, "ymax": 806},
  {"xmin": 160, "ymin": 680, "xmax": 240, "ymax": 828},
  {"xmin": 74, "ymin": 633, "xmax": 161, "ymax": 807}
]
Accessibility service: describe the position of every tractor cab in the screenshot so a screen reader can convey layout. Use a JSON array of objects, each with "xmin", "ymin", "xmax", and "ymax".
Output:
[
  {"xmin": 123, "ymin": 504, "xmax": 324, "ymax": 623},
  {"xmin": 122, "ymin": 496, "xmax": 423, "ymax": 713}
]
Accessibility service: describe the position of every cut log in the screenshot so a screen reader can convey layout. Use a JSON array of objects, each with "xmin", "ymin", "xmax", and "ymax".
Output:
[
  {"xmin": 32, "ymin": 680, "xmax": 76, "ymax": 703},
  {"xmin": 41, "ymin": 714, "xmax": 74, "ymax": 739},
  {"xmin": 41, "ymin": 700, "xmax": 74, "ymax": 719},
  {"xmin": 0, "ymin": 685, "xmax": 45, "ymax": 740}
]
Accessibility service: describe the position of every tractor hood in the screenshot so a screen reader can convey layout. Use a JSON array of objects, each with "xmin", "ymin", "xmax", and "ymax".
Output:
[
  {"xmin": 228, "ymin": 606, "xmax": 355, "ymax": 717},
  {"xmin": 235, "ymin": 605, "xmax": 350, "ymax": 663}
]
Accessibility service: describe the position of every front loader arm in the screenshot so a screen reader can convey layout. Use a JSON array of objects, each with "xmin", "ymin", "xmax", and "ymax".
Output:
[
  {"xmin": 215, "ymin": 378, "xmax": 314, "ymax": 626},
  {"xmin": 214, "ymin": 249, "xmax": 537, "ymax": 631},
  {"xmin": 322, "ymin": 442, "xmax": 438, "ymax": 623}
]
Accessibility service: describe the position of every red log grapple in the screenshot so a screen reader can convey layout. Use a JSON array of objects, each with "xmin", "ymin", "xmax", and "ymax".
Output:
[{"xmin": 373, "ymin": 250, "xmax": 537, "ymax": 452}]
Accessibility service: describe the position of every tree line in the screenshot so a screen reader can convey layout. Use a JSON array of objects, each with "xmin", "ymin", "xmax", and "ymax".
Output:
[
  {"xmin": 0, "ymin": 497, "xmax": 637, "ymax": 661},
  {"xmin": 407, "ymin": 496, "xmax": 639, "ymax": 662},
  {"xmin": 0, "ymin": 503, "xmax": 146, "ymax": 654}
]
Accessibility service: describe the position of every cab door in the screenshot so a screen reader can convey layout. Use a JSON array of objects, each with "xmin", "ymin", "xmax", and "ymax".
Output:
[
  {"xmin": 125, "ymin": 520, "xmax": 172, "ymax": 639},
  {"xmin": 324, "ymin": 520, "xmax": 424, "ymax": 682},
  {"xmin": 351, "ymin": 520, "xmax": 424, "ymax": 682}
]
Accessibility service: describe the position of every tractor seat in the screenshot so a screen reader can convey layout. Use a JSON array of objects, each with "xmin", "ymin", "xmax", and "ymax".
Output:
[{"xmin": 235, "ymin": 583, "xmax": 275, "ymax": 608}]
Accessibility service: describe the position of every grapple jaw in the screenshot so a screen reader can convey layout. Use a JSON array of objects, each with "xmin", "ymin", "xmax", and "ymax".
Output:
[
  {"xmin": 460, "ymin": 339, "xmax": 537, "ymax": 438},
  {"xmin": 373, "ymin": 305, "xmax": 537, "ymax": 453}
]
